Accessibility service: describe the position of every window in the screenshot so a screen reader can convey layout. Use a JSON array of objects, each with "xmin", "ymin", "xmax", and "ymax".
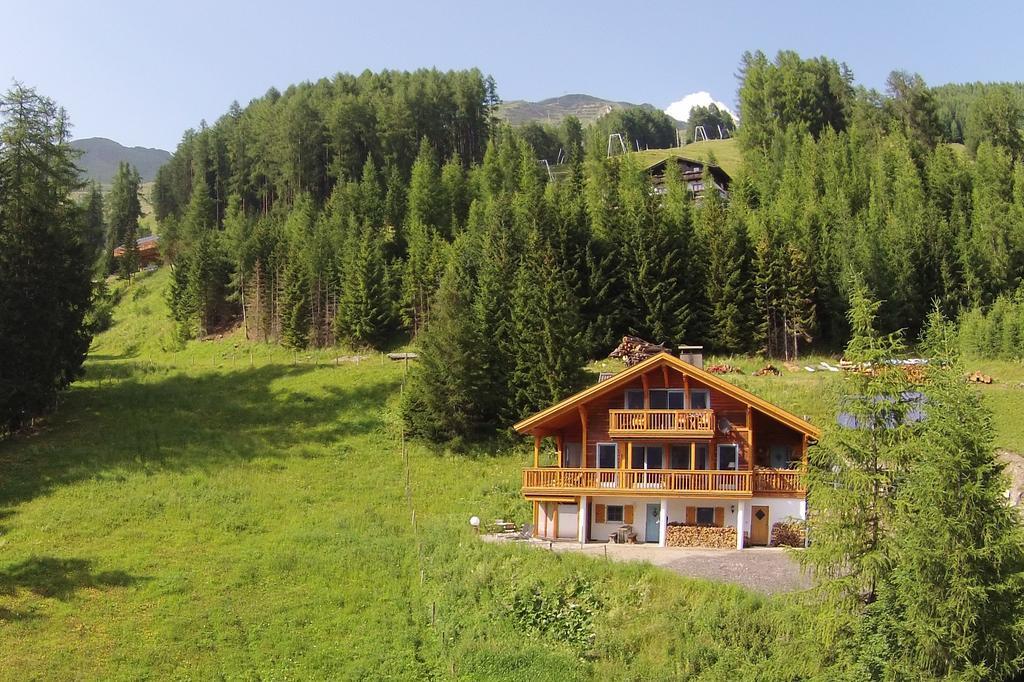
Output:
[
  {"xmin": 624, "ymin": 389, "xmax": 644, "ymax": 410},
  {"xmin": 597, "ymin": 443, "xmax": 617, "ymax": 469},
  {"xmin": 694, "ymin": 443, "xmax": 709, "ymax": 470},
  {"xmin": 689, "ymin": 389, "xmax": 710, "ymax": 410},
  {"xmin": 717, "ymin": 444, "xmax": 739, "ymax": 471},
  {"xmin": 649, "ymin": 389, "xmax": 685, "ymax": 410},
  {"xmin": 606, "ymin": 505, "xmax": 624, "ymax": 523},
  {"xmin": 631, "ymin": 445, "xmax": 663, "ymax": 470},
  {"xmin": 769, "ymin": 445, "xmax": 791, "ymax": 469},
  {"xmin": 670, "ymin": 445, "xmax": 690, "ymax": 469},
  {"xmin": 696, "ymin": 507, "xmax": 715, "ymax": 526}
]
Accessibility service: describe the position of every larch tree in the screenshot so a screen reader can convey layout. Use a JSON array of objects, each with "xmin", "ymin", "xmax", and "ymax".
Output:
[
  {"xmin": 0, "ymin": 84, "xmax": 93, "ymax": 434},
  {"xmin": 855, "ymin": 308, "xmax": 1024, "ymax": 680}
]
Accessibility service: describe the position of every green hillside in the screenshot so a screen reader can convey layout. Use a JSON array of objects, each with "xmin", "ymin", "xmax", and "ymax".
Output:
[
  {"xmin": 2, "ymin": 269, "xmax": 1020, "ymax": 678},
  {"xmin": 0, "ymin": 268, "xmax": 830, "ymax": 679}
]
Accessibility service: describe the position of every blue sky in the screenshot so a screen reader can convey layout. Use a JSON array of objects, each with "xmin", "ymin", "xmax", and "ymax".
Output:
[{"xmin": 4, "ymin": 0, "xmax": 1021, "ymax": 150}]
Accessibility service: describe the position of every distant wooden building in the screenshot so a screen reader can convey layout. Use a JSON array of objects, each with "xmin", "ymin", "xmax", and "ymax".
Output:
[
  {"xmin": 644, "ymin": 156, "xmax": 731, "ymax": 201},
  {"xmin": 113, "ymin": 235, "xmax": 161, "ymax": 268}
]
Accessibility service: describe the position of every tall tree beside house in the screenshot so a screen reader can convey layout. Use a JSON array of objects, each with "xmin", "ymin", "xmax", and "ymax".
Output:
[
  {"xmin": 800, "ymin": 277, "xmax": 915, "ymax": 644},
  {"xmin": 0, "ymin": 84, "xmax": 93, "ymax": 434},
  {"xmin": 508, "ymin": 228, "xmax": 586, "ymax": 419},
  {"xmin": 105, "ymin": 161, "xmax": 142, "ymax": 276},
  {"xmin": 853, "ymin": 309, "xmax": 1024, "ymax": 680},
  {"xmin": 471, "ymin": 194, "xmax": 521, "ymax": 423},
  {"xmin": 403, "ymin": 236, "xmax": 489, "ymax": 443}
]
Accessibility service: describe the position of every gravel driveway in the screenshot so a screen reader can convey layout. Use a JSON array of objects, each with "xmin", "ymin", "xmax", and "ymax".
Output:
[{"xmin": 487, "ymin": 535, "xmax": 811, "ymax": 594}]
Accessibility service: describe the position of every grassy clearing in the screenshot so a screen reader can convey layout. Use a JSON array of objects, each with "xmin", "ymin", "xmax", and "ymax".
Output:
[
  {"xmin": 0, "ymin": 268, "xmax": 829, "ymax": 679},
  {"xmin": 2, "ymin": 267, "xmax": 1020, "ymax": 678},
  {"xmin": 630, "ymin": 138, "xmax": 743, "ymax": 178}
]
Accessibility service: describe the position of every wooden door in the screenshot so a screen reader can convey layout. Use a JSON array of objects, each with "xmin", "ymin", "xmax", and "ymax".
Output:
[{"xmin": 750, "ymin": 505, "xmax": 770, "ymax": 545}]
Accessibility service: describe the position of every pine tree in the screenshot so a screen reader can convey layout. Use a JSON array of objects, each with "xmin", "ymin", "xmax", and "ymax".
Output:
[
  {"xmin": 699, "ymin": 172, "xmax": 752, "ymax": 353},
  {"xmin": 615, "ymin": 157, "xmax": 691, "ymax": 345},
  {"xmin": 80, "ymin": 183, "xmax": 106, "ymax": 270},
  {"xmin": 106, "ymin": 161, "xmax": 142, "ymax": 277},
  {"xmin": 406, "ymin": 137, "xmax": 446, "ymax": 232},
  {"xmin": 800, "ymin": 277, "xmax": 914, "ymax": 637},
  {"xmin": 403, "ymin": 236, "xmax": 488, "ymax": 443},
  {"xmin": 472, "ymin": 194, "xmax": 520, "ymax": 423},
  {"xmin": 336, "ymin": 222, "xmax": 393, "ymax": 348},
  {"xmin": 508, "ymin": 229, "xmax": 586, "ymax": 419},
  {"xmin": 856, "ymin": 309, "xmax": 1024, "ymax": 679}
]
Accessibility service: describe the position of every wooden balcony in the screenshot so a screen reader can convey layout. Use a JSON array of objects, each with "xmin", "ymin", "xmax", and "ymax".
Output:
[
  {"xmin": 752, "ymin": 469, "xmax": 805, "ymax": 495},
  {"xmin": 522, "ymin": 467, "xmax": 806, "ymax": 498},
  {"xmin": 523, "ymin": 467, "xmax": 752, "ymax": 498},
  {"xmin": 608, "ymin": 409, "xmax": 715, "ymax": 438}
]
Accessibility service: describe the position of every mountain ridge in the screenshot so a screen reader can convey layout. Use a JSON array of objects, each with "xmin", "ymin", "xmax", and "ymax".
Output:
[
  {"xmin": 496, "ymin": 93, "xmax": 658, "ymax": 125},
  {"xmin": 70, "ymin": 137, "xmax": 171, "ymax": 184}
]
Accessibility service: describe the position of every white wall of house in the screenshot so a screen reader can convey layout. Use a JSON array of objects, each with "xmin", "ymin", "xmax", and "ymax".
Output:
[
  {"xmin": 588, "ymin": 496, "xmax": 665, "ymax": 543},
  {"xmin": 664, "ymin": 498, "xmax": 738, "ymax": 528},
  {"xmin": 587, "ymin": 496, "xmax": 806, "ymax": 546}
]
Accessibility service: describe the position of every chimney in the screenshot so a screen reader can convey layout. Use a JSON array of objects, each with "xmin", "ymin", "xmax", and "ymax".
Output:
[{"xmin": 678, "ymin": 345, "xmax": 704, "ymax": 369}]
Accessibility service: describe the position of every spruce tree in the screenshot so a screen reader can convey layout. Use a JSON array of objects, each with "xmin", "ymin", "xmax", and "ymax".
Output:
[
  {"xmin": 336, "ymin": 222, "xmax": 393, "ymax": 348},
  {"xmin": 508, "ymin": 229, "xmax": 586, "ymax": 419},
  {"xmin": 699, "ymin": 171, "xmax": 752, "ymax": 353},
  {"xmin": 403, "ymin": 236, "xmax": 487, "ymax": 442},
  {"xmin": 615, "ymin": 157, "xmax": 690, "ymax": 345},
  {"xmin": 80, "ymin": 183, "xmax": 106, "ymax": 270},
  {"xmin": 106, "ymin": 161, "xmax": 142, "ymax": 277},
  {"xmin": 800, "ymin": 277, "xmax": 915, "ymax": 638}
]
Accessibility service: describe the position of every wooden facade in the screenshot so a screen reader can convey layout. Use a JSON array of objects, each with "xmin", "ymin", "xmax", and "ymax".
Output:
[{"xmin": 513, "ymin": 353, "xmax": 820, "ymax": 547}]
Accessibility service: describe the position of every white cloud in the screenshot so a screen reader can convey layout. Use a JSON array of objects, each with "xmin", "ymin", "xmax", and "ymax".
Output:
[{"xmin": 664, "ymin": 91, "xmax": 737, "ymax": 124}]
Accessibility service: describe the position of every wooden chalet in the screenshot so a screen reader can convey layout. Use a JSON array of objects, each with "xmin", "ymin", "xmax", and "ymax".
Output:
[
  {"xmin": 113, "ymin": 235, "xmax": 161, "ymax": 268},
  {"xmin": 644, "ymin": 155, "xmax": 731, "ymax": 201},
  {"xmin": 513, "ymin": 352, "xmax": 820, "ymax": 549}
]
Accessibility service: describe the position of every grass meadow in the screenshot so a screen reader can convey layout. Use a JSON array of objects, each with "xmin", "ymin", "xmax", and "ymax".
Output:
[{"xmin": 0, "ymin": 267, "xmax": 1020, "ymax": 679}]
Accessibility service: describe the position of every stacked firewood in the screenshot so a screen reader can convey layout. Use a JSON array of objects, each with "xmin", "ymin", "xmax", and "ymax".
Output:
[
  {"xmin": 770, "ymin": 520, "xmax": 806, "ymax": 547},
  {"xmin": 967, "ymin": 370, "xmax": 994, "ymax": 384},
  {"xmin": 706, "ymin": 363, "xmax": 742, "ymax": 374},
  {"xmin": 609, "ymin": 336, "xmax": 670, "ymax": 367},
  {"xmin": 665, "ymin": 524, "xmax": 737, "ymax": 548}
]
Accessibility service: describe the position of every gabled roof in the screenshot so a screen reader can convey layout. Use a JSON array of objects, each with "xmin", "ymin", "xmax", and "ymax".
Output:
[{"xmin": 513, "ymin": 352, "xmax": 821, "ymax": 439}]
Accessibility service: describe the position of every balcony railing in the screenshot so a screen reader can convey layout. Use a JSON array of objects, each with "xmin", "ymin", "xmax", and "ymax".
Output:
[
  {"xmin": 608, "ymin": 409, "xmax": 714, "ymax": 437},
  {"xmin": 752, "ymin": 469, "xmax": 805, "ymax": 494},
  {"xmin": 522, "ymin": 467, "xmax": 751, "ymax": 497},
  {"xmin": 522, "ymin": 467, "xmax": 806, "ymax": 497}
]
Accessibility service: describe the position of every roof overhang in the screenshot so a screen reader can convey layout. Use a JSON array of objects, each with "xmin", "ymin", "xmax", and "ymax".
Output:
[{"xmin": 513, "ymin": 352, "xmax": 821, "ymax": 440}]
